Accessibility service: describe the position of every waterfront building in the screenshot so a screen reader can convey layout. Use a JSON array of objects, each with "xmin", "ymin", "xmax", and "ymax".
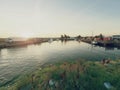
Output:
[{"xmin": 112, "ymin": 35, "xmax": 120, "ymax": 40}]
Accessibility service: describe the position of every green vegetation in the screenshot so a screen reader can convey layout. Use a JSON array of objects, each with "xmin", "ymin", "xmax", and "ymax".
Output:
[{"xmin": 0, "ymin": 60, "xmax": 120, "ymax": 90}]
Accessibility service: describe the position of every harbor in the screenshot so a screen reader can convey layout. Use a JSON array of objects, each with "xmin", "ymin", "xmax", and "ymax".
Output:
[
  {"xmin": 0, "ymin": 0, "xmax": 120, "ymax": 89},
  {"xmin": 81, "ymin": 34, "xmax": 120, "ymax": 48},
  {"xmin": 0, "ymin": 41, "xmax": 120, "ymax": 89}
]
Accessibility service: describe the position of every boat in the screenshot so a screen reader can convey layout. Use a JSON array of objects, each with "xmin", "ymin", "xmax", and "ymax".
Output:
[{"xmin": 91, "ymin": 41, "xmax": 98, "ymax": 45}]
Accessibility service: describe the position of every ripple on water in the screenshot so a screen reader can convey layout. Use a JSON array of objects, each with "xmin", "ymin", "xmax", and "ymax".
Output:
[
  {"xmin": 0, "ymin": 41, "xmax": 120, "ymax": 86},
  {"xmin": 0, "ymin": 63, "xmax": 9, "ymax": 67},
  {"xmin": 0, "ymin": 77, "xmax": 7, "ymax": 85}
]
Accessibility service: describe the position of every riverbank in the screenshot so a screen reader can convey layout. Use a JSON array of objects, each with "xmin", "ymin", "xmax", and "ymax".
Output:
[
  {"xmin": 82, "ymin": 39, "xmax": 120, "ymax": 48},
  {"xmin": 0, "ymin": 38, "xmax": 51, "ymax": 49},
  {"xmin": 0, "ymin": 59, "xmax": 120, "ymax": 90}
]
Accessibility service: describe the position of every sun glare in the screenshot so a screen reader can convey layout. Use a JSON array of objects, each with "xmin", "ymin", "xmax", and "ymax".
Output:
[{"xmin": 21, "ymin": 32, "xmax": 34, "ymax": 38}]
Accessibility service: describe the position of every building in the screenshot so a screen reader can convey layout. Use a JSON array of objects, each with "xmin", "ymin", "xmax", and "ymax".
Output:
[{"xmin": 112, "ymin": 35, "xmax": 120, "ymax": 40}]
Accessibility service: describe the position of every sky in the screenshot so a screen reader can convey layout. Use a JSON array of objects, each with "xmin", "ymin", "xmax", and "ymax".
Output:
[{"xmin": 0, "ymin": 0, "xmax": 120, "ymax": 37}]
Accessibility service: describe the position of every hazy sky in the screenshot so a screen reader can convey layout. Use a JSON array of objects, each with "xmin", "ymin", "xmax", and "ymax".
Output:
[{"xmin": 0, "ymin": 0, "xmax": 120, "ymax": 37}]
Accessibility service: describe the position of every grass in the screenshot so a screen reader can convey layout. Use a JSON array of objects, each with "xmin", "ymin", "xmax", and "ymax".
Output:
[{"xmin": 0, "ymin": 60, "xmax": 120, "ymax": 90}]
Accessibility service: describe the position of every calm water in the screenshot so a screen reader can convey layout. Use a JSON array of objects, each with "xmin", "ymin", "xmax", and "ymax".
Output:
[{"xmin": 0, "ymin": 41, "xmax": 120, "ymax": 86}]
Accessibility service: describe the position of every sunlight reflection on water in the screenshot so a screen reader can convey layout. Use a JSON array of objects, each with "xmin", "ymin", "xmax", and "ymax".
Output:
[{"xmin": 0, "ymin": 41, "xmax": 120, "ymax": 85}]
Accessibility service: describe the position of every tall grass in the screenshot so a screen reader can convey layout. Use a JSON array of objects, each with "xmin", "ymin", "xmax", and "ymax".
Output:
[{"xmin": 0, "ymin": 60, "xmax": 120, "ymax": 90}]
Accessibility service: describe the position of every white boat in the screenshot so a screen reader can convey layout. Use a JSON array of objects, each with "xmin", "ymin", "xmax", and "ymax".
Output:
[{"xmin": 91, "ymin": 41, "xmax": 98, "ymax": 45}]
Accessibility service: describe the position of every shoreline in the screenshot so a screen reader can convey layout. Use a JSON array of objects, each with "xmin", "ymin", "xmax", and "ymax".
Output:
[
  {"xmin": 0, "ymin": 38, "xmax": 50, "ymax": 49},
  {"xmin": 0, "ymin": 59, "xmax": 120, "ymax": 90}
]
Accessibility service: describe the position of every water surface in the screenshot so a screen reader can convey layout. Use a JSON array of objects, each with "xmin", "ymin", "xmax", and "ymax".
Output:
[{"xmin": 0, "ymin": 41, "xmax": 120, "ymax": 86}]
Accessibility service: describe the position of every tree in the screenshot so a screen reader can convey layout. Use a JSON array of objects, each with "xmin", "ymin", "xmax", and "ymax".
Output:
[{"xmin": 99, "ymin": 34, "xmax": 104, "ymax": 40}]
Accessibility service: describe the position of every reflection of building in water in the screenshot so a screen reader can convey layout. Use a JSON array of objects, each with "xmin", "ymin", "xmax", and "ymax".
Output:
[
  {"xmin": 105, "ymin": 47, "xmax": 114, "ymax": 50},
  {"xmin": 117, "ymin": 47, "xmax": 120, "ymax": 50}
]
